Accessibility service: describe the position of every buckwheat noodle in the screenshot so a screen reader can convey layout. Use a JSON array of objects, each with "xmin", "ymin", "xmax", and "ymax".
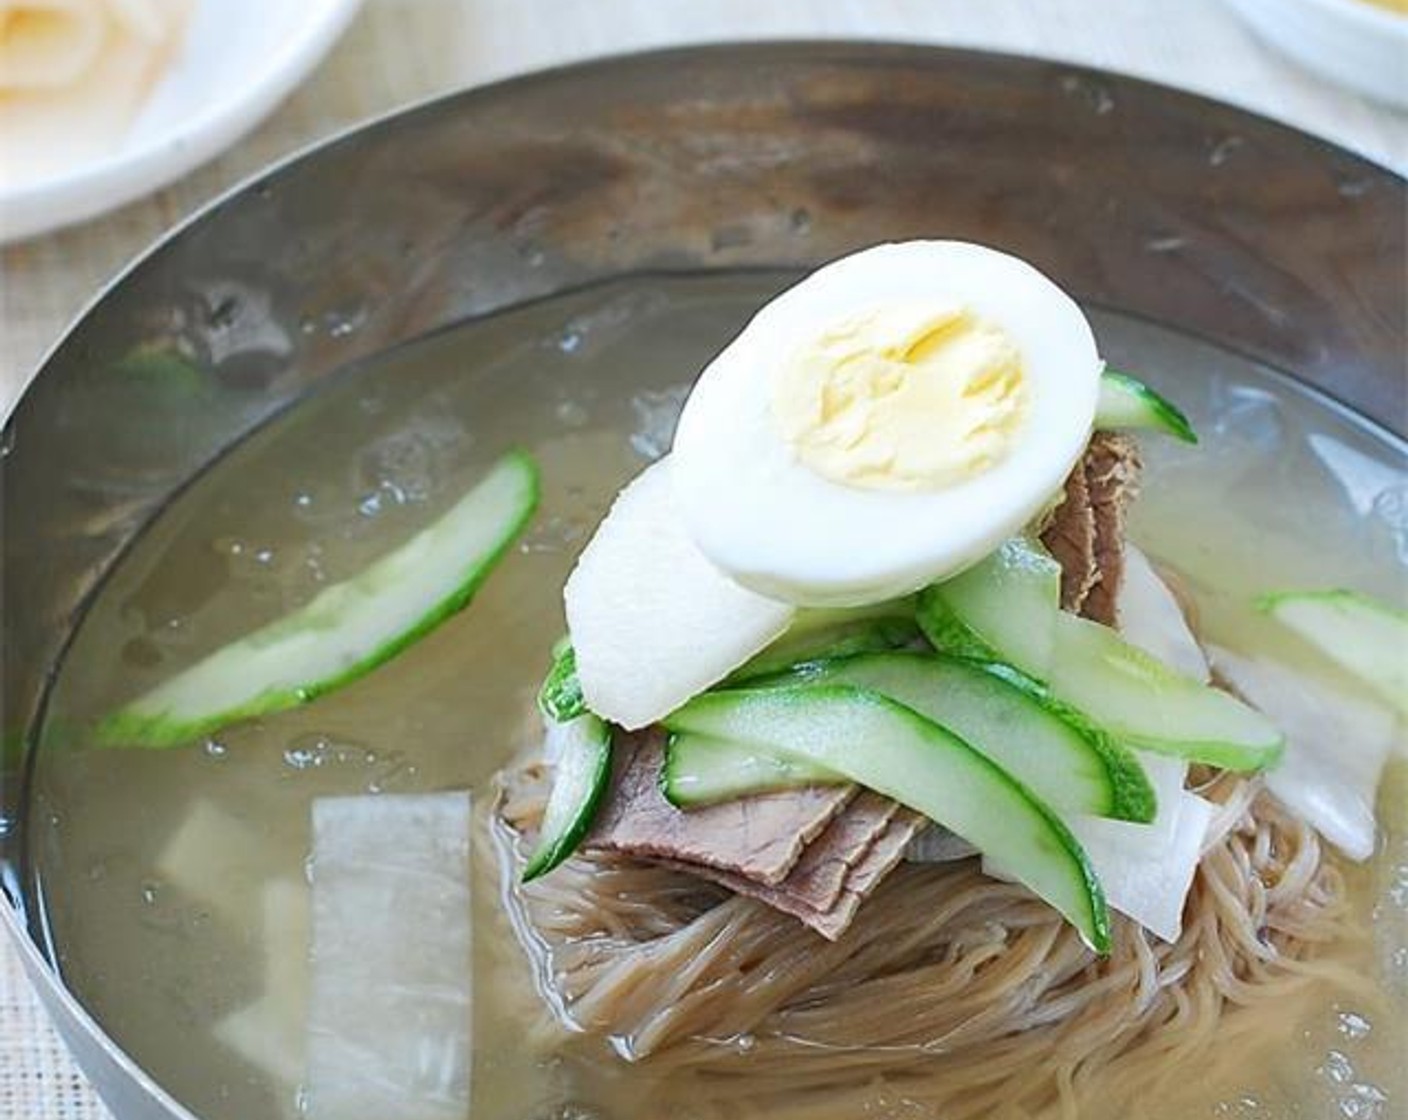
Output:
[{"xmin": 494, "ymin": 767, "xmax": 1371, "ymax": 1119}]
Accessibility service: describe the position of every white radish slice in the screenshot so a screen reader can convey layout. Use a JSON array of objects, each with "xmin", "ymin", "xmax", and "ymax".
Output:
[
  {"xmin": 1210, "ymin": 646, "xmax": 1398, "ymax": 861},
  {"xmin": 306, "ymin": 793, "xmax": 473, "ymax": 1120},
  {"xmin": 1133, "ymin": 750, "xmax": 1191, "ymax": 847},
  {"xmin": 565, "ymin": 456, "xmax": 794, "ymax": 729},
  {"xmin": 1065, "ymin": 791, "xmax": 1212, "ymax": 944},
  {"xmin": 983, "ymin": 750, "xmax": 1205, "ymax": 943},
  {"xmin": 1117, "ymin": 545, "xmax": 1209, "ymax": 683},
  {"xmin": 212, "ymin": 878, "xmax": 311, "ymax": 1100},
  {"xmin": 155, "ymin": 798, "xmax": 268, "ymax": 923}
]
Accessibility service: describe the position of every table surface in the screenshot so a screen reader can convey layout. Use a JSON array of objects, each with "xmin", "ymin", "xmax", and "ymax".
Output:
[{"xmin": 2, "ymin": 0, "xmax": 1404, "ymax": 1116}]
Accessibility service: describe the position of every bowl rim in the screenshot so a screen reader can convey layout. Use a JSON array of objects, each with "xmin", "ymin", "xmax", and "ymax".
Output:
[{"xmin": 6, "ymin": 37, "xmax": 1405, "ymax": 428}]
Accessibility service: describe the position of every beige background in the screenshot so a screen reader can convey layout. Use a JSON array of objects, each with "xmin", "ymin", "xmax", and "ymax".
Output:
[{"xmin": 1, "ymin": 0, "xmax": 1404, "ymax": 1116}]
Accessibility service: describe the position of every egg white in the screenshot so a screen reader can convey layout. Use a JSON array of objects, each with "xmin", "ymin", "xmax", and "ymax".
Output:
[{"xmin": 669, "ymin": 240, "xmax": 1103, "ymax": 607}]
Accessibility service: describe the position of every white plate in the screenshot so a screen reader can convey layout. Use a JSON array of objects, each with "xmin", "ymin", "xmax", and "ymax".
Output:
[
  {"xmin": 1221, "ymin": 0, "xmax": 1408, "ymax": 110},
  {"xmin": 0, "ymin": 0, "xmax": 363, "ymax": 244}
]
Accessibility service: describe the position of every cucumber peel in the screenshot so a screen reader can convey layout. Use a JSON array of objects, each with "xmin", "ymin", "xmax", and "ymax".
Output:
[
  {"xmin": 916, "ymin": 537, "xmax": 1061, "ymax": 672},
  {"xmin": 523, "ymin": 714, "xmax": 613, "ymax": 881},
  {"xmin": 730, "ymin": 606, "xmax": 921, "ymax": 683},
  {"xmin": 664, "ymin": 684, "xmax": 1111, "ymax": 953},
  {"xmin": 1046, "ymin": 613, "xmax": 1282, "ymax": 770},
  {"xmin": 539, "ymin": 639, "xmax": 586, "ymax": 722},
  {"xmin": 1257, "ymin": 589, "xmax": 1408, "ymax": 716},
  {"xmin": 766, "ymin": 652, "xmax": 1155, "ymax": 822},
  {"xmin": 114, "ymin": 344, "xmax": 207, "ymax": 397},
  {"xmin": 974, "ymin": 661, "xmax": 1158, "ymax": 819},
  {"xmin": 99, "ymin": 451, "xmax": 540, "ymax": 748},
  {"xmin": 1097, "ymin": 369, "xmax": 1198, "ymax": 444},
  {"xmin": 920, "ymin": 535, "xmax": 1281, "ymax": 771}
]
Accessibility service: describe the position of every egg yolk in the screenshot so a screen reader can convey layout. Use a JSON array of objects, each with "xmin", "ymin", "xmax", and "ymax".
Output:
[{"xmin": 770, "ymin": 302, "xmax": 1029, "ymax": 492}]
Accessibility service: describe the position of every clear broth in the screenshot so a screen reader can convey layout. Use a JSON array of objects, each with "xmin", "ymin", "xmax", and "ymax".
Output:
[{"xmin": 23, "ymin": 273, "xmax": 1408, "ymax": 1119}]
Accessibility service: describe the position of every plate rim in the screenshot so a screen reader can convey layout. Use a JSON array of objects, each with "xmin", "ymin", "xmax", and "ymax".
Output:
[{"xmin": 0, "ymin": 0, "xmax": 365, "ymax": 244}]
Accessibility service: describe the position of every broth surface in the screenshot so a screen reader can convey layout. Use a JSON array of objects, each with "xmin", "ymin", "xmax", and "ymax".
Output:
[{"xmin": 23, "ymin": 272, "xmax": 1408, "ymax": 1119}]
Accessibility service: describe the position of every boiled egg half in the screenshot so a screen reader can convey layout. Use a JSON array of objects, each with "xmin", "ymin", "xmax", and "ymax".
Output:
[{"xmin": 670, "ymin": 240, "xmax": 1103, "ymax": 607}]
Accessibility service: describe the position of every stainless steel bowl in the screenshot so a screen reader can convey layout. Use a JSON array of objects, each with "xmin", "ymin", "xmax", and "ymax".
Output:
[{"xmin": 2, "ymin": 42, "xmax": 1403, "ymax": 1119}]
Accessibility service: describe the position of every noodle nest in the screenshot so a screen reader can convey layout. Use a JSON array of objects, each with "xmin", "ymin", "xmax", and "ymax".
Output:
[{"xmin": 494, "ymin": 767, "xmax": 1370, "ymax": 1120}]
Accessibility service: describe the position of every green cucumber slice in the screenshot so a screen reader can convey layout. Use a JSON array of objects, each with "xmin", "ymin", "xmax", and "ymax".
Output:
[
  {"xmin": 1258, "ymin": 589, "xmax": 1408, "ymax": 716},
  {"xmin": 1096, "ymin": 369, "xmax": 1198, "ymax": 444},
  {"xmin": 99, "ymin": 451, "xmax": 540, "ymax": 748},
  {"xmin": 522, "ymin": 714, "xmax": 613, "ymax": 881},
  {"xmin": 731, "ymin": 604, "xmax": 921, "ymax": 682},
  {"xmin": 539, "ymin": 638, "xmax": 586, "ymax": 722},
  {"xmin": 664, "ymin": 685, "xmax": 1111, "ymax": 952},
  {"xmin": 662, "ymin": 732, "xmax": 837, "ymax": 806},
  {"xmin": 1046, "ymin": 612, "xmax": 1283, "ymax": 770},
  {"xmin": 919, "ymin": 535, "xmax": 1281, "ymax": 770},
  {"xmin": 916, "ymin": 536, "xmax": 1062, "ymax": 672},
  {"xmin": 767, "ymin": 652, "xmax": 1155, "ymax": 822}
]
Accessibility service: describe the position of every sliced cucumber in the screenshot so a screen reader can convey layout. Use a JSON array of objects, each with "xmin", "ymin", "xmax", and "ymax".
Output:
[
  {"xmin": 731, "ymin": 604, "xmax": 921, "ymax": 682},
  {"xmin": 664, "ymin": 685, "xmax": 1111, "ymax": 952},
  {"xmin": 920, "ymin": 535, "xmax": 1282, "ymax": 770},
  {"xmin": 523, "ymin": 714, "xmax": 613, "ymax": 881},
  {"xmin": 1046, "ymin": 612, "xmax": 1282, "ymax": 770},
  {"xmin": 99, "ymin": 451, "xmax": 540, "ymax": 748},
  {"xmin": 539, "ymin": 638, "xmax": 586, "ymax": 722},
  {"xmin": 1258, "ymin": 589, "xmax": 1408, "ymax": 716},
  {"xmin": 1096, "ymin": 369, "xmax": 1198, "ymax": 444},
  {"xmin": 767, "ymin": 652, "xmax": 1154, "ymax": 822},
  {"xmin": 916, "ymin": 537, "xmax": 1062, "ymax": 672},
  {"xmin": 663, "ymin": 732, "xmax": 837, "ymax": 806}
]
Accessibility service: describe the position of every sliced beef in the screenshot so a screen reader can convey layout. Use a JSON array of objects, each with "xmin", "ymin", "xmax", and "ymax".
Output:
[
  {"xmin": 586, "ymin": 730, "xmax": 854, "ymax": 886},
  {"xmin": 1041, "ymin": 453, "xmax": 1098, "ymax": 614},
  {"xmin": 587, "ymin": 736, "xmax": 922, "ymax": 939},
  {"xmin": 665, "ymin": 791, "xmax": 899, "ymax": 919},
  {"xmin": 773, "ymin": 791, "xmax": 900, "ymax": 911},
  {"xmin": 830, "ymin": 807, "xmax": 919, "ymax": 898},
  {"xmin": 1083, "ymin": 432, "xmax": 1142, "ymax": 626},
  {"xmin": 1040, "ymin": 431, "xmax": 1142, "ymax": 625},
  {"xmin": 660, "ymin": 805, "xmax": 926, "ymax": 941}
]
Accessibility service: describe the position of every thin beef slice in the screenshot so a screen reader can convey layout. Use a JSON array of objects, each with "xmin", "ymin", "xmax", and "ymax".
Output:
[
  {"xmin": 661, "ymin": 791, "xmax": 900, "ymax": 920},
  {"xmin": 1041, "ymin": 432, "xmax": 1142, "ymax": 625},
  {"xmin": 1083, "ymin": 432, "xmax": 1142, "ymax": 625},
  {"xmin": 587, "ymin": 730, "xmax": 854, "ymax": 886},
  {"xmin": 660, "ymin": 804, "xmax": 926, "ymax": 941},
  {"xmin": 1040, "ymin": 452, "xmax": 1097, "ymax": 614}
]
